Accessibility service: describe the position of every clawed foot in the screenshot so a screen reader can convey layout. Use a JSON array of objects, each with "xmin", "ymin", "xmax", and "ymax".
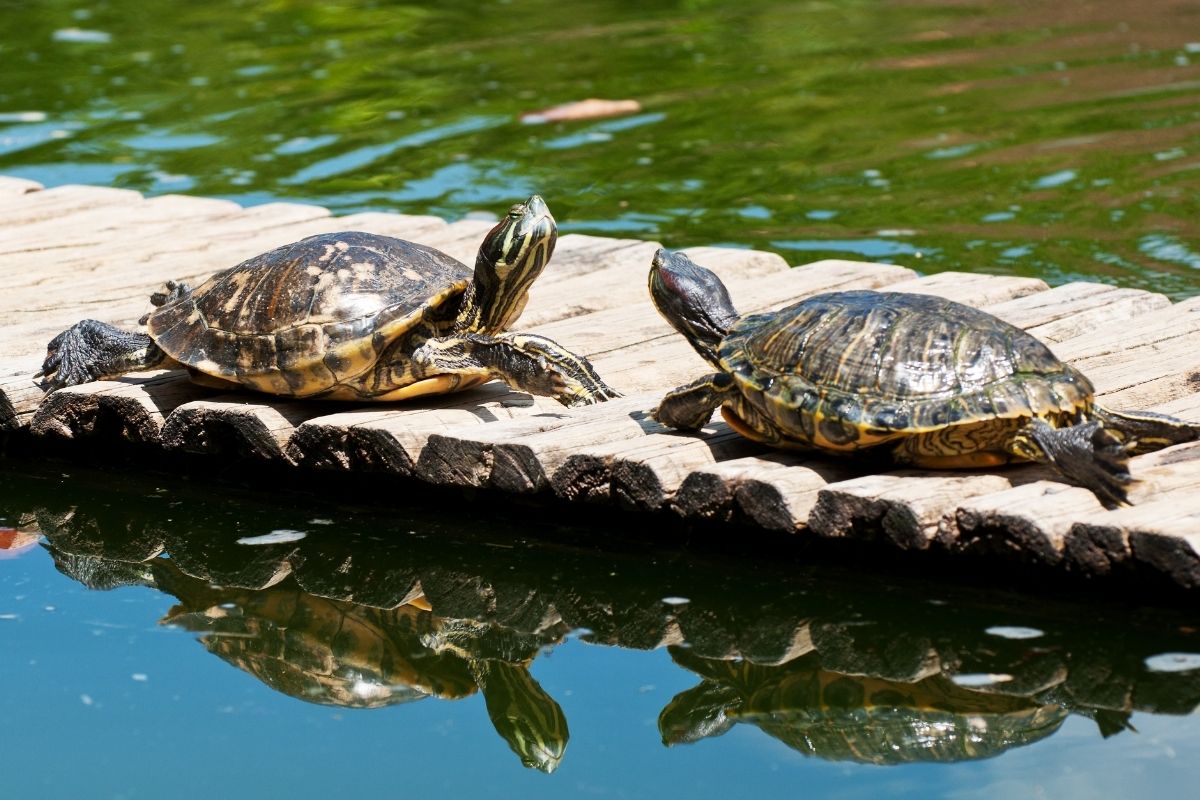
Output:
[
  {"xmin": 1027, "ymin": 419, "xmax": 1133, "ymax": 508},
  {"xmin": 35, "ymin": 322, "xmax": 105, "ymax": 391}
]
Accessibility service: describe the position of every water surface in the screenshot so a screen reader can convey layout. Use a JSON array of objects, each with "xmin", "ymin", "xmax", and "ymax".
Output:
[
  {"xmin": 1, "ymin": 0, "xmax": 1199, "ymax": 296},
  {"xmin": 2, "ymin": 460, "xmax": 1200, "ymax": 798}
]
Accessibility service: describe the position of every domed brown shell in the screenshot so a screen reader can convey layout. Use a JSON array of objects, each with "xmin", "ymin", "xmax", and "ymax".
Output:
[
  {"xmin": 145, "ymin": 231, "xmax": 471, "ymax": 396},
  {"xmin": 719, "ymin": 291, "xmax": 1094, "ymax": 447}
]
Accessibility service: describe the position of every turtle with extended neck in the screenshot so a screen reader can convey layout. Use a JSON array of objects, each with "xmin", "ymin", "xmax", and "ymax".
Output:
[{"xmin": 38, "ymin": 196, "xmax": 618, "ymax": 407}]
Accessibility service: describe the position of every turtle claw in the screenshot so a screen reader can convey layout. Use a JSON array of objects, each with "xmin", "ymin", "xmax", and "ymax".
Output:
[{"xmin": 37, "ymin": 324, "xmax": 100, "ymax": 391}]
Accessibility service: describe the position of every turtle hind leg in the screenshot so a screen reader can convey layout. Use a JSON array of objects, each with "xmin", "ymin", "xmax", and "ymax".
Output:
[
  {"xmin": 36, "ymin": 320, "xmax": 172, "ymax": 391},
  {"xmin": 139, "ymin": 280, "xmax": 194, "ymax": 324},
  {"xmin": 1009, "ymin": 418, "xmax": 1133, "ymax": 507},
  {"xmin": 411, "ymin": 332, "xmax": 620, "ymax": 407},
  {"xmin": 1092, "ymin": 404, "xmax": 1198, "ymax": 455}
]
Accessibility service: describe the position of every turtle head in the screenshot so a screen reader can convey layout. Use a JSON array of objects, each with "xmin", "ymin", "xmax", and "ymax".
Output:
[
  {"xmin": 461, "ymin": 195, "xmax": 557, "ymax": 332},
  {"xmin": 649, "ymin": 249, "xmax": 740, "ymax": 367}
]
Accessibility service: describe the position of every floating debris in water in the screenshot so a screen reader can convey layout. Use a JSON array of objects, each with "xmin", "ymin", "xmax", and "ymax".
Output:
[
  {"xmin": 80, "ymin": 694, "xmax": 94, "ymax": 706},
  {"xmin": 950, "ymin": 673, "xmax": 1014, "ymax": 687},
  {"xmin": 985, "ymin": 626, "xmax": 1044, "ymax": 640},
  {"xmin": 661, "ymin": 596, "xmax": 690, "ymax": 607},
  {"xmin": 521, "ymin": 98, "xmax": 642, "ymax": 124},
  {"xmin": 1145, "ymin": 653, "xmax": 1200, "ymax": 673},
  {"xmin": 52, "ymin": 28, "xmax": 112, "ymax": 44},
  {"xmin": 131, "ymin": 673, "xmax": 148, "ymax": 682},
  {"xmin": 308, "ymin": 518, "xmax": 334, "ymax": 525},
  {"xmin": 236, "ymin": 529, "xmax": 306, "ymax": 545}
]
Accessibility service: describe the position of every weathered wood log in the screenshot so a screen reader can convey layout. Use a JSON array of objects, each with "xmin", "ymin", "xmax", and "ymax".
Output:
[
  {"xmin": 986, "ymin": 282, "xmax": 1171, "ymax": 343},
  {"xmin": 808, "ymin": 470, "xmax": 1027, "ymax": 548},
  {"xmin": 0, "ymin": 357, "xmax": 45, "ymax": 431},
  {"xmin": 1061, "ymin": 442, "xmax": 1200, "ymax": 581},
  {"xmin": 415, "ymin": 396, "xmax": 651, "ymax": 491},
  {"xmin": 562, "ymin": 417, "xmax": 769, "ymax": 511},
  {"xmin": 159, "ymin": 395, "xmax": 341, "ymax": 462},
  {"xmin": 287, "ymin": 384, "xmax": 561, "ymax": 472},
  {"xmin": 29, "ymin": 371, "xmax": 208, "ymax": 443},
  {"xmin": 0, "ymin": 176, "xmax": 41, "ymax": 195},
  {"xmin": 885, "ymin": 271, "xmax": 1049, "ymax": 305}
]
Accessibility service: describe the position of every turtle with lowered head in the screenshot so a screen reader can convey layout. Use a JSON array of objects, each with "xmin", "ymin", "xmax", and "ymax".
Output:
[
  {"xmin": 37, "ymin": 196, "xmax": 618, "ymax": 407},
  {"xmin": 647, "ymin": 248, "xmax": 1196, "ymax": 506}
]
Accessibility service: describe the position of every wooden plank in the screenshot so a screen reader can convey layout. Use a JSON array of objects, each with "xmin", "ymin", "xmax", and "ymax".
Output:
[
  {"xmin": 559, "ymin": 418, "xmax": 769, "ymax": 512},
  {"xmin": 160, "ymin": 396, "xmax": 339, "ymax": 462},
  {"xmin": 0, "ymin": 184, "xmax": 143, "ymax": 225},
  {"xmin": 287, "ymin": 384, "xmax": 564, "ymax": 473},
  {"xmin": 1062, "ymin": 442, "xmax": 1200, "ymax": 580},
  {"xmin": 808, "ymin": 470, "xmax": 1027, "ymax": 549},
  {"xmin": 0, "ymin": 357, "xmax": 44, "ymax": 431},
  {"xmin": 0, "ymin": 193, "xmax": 245, "ymax": 254},
  {"xmin": 885, "ymin": 271, "xmax": 1049, "ymax": 305},
  {"xmin": 414, "ymin": 396, "xmax": 652, "ymax": 492},
  {"xmin": 672, "ymin": 453, "xmax": 862, "ymax": 529},
  {"xmin": 985, "ymin": 282, "xmax": 1171, "ymax": 343},
  {"xmin": 0, "ymin": 176, "xmax": 42, "ymax": 195},
  {"xmin": 29, "ymin": 371, "xmax": 206, "ymax": 443}
]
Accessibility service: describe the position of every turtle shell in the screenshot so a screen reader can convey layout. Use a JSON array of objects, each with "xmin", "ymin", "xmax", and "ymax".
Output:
[
  {"xmin": 145, "ymin": 231, "xmax": 471, "ymax": 397},
  {"xmin": 719, "ymin": 291, "xmax": 1094, "ymax": 450}
]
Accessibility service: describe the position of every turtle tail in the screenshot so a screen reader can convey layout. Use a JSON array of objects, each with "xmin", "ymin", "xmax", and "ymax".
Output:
[{"xmin": 1091, "ymin": 404, "xmax": 1198, "ymax": 455}]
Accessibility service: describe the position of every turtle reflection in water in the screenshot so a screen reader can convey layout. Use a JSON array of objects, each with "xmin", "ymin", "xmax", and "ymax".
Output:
[
  {"xmin": 149, "ymin": 561, "xmax": 571, "ymax": 773},
  {"xmin": 660, "ymin": 647, "xmax": 1068, "ymax": 765}
]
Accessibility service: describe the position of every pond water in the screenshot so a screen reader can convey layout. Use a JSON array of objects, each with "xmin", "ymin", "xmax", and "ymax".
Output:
[
  {"xmin": 1, "ymin": 0, "xmax": 1199, "ymax": 298},
  {"xmin": 2, "ymin": 0, "xmax": 1200, "ymax": 797},
  {"xmin": 3, "ymin": 459, "xmax": 1200, "ymax": 798}
]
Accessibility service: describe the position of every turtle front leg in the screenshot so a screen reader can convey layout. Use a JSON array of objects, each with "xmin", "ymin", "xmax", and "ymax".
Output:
[
  {"xmin": 652, "ymin": 373, "xmax": 738, "ymax": 430},
  {"xmin": 36, "ymin": 320, "xmax": 174, "ymax": 391},
  {"xmin": 1008, "ymin": 418, "xmax": 1133, "ymax": 507},
  {"xmin": 411, "ymin": 332, "xmax": 621, "ymax": 407}
]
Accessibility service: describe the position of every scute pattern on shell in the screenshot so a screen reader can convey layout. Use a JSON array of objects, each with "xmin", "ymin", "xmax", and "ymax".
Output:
[
  {"xmin": 145, "ymin": 232, "xmax": 472, "ymax": 393},
  {"xmin": 720, "ymin": 291, "xmax": 1093, "ymax": 436}
]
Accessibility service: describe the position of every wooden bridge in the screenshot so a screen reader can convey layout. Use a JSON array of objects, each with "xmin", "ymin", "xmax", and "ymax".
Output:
[{"xmin": 2, "ymin": 175, "xmax": 1198, "ymax": 592}]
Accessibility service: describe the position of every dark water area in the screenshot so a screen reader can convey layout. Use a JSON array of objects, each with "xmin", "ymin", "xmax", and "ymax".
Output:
[
  {"xmin": 2, "ymin": 459, "xmax": 1200, "ymax": 798},
  {"xmin": 1, "ymin": 0, "xmax": 1200, "ymax": 298},
  {"xmin": 3, "ymin": 1, "xmax": 1200, "ymax": 796}
]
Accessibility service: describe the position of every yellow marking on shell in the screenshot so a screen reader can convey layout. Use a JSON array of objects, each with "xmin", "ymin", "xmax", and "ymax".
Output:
[
  {"xmin": 219, "ymin": 271, "xmax": 254, "ymax": 314},
  {"xmin": 336, "ymin": 268, "xmax": 351, "ymax": 280},
  {"xmin": 334, "ymin": 240, "xmax": 349, "ymax": 251},
  {"xmin": 905, "ymin": 452, "xmax": 1011, "ymax": 469},
  {"xmin": 239, "ymin": 369, "xmax": 296, "ymax": 396},
  {"xmin": 190, "ymin": 358, "xmax": 226, "ymax": 378},
  {"xmin": 351, "ymin": 262, "xmax": 375, "ymax": 278},
  {"xmin": 318, "ymin": 244, "xmax": 337, "ymax": 263},
  {"xmin": 305, "ymin": 265, "xmax": 323, "ymax": 277},
  {"xmin": 367, "ymin": 374, "xmax": 487, "ymax": 402}
]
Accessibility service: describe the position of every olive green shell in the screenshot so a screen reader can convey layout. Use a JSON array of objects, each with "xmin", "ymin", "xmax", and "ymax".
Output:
[
  {"xmin": 145, "ymin": 231, "xmax": 471, "ymax": 397},
  {"xmin": 720, "ymin": 291, "xmax": 1093, "ymax": 449}
]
